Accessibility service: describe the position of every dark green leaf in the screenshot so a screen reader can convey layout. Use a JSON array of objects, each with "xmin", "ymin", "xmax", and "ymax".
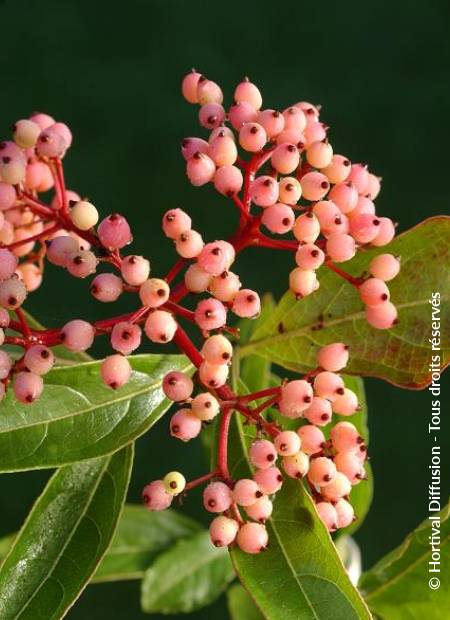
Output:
[
  {"xmin": 0, "ymin": 445, "xmax": 133, "ymax": 620},
  {"xmin": 227, "ymin": 583, "xmax": 264, "ymax": 620},
  {"xmin": 360, "ymin": 501, "xmax": 449, "ymax": 619},
  {"xmin": 140, "ymin": 531, "xmax": 235, "ymax": 614},
  {"xmin": 0, "ymin": 354, "xmax": 190, "ymax": 472},
  {"xmin": 238, "ymin": 217, "xmax": 450, "ymax": 388}
]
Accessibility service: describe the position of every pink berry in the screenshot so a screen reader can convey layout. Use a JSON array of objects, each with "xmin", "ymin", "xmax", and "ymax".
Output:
[
  {"xmin": 139, "ymin": 278, "xmax": 170, "ymax": 308},
  {"xmin": 279, "ymin": 177, "xmax": 302, "ymax": 205},
  {"xmin": 359, "ymin": 278, "xmax": 390, "ymax": 306},
  {"xmin": 366, "ymin": 173, "xmax": 382, "ymax": 200},
  {"xmin": 253, "ymin": 466, "xmax": 283, "ymax": 494},
  {"xmin": 175, "ymin": 229, "xmax": 204, "ymax": 258},
  {"xmin": 350, "ymin": 213, "xmax": 381, "ymax": 244},
  {"xmin": 51, "ymin": 122, "xmax": 72, "ymax": 149},
  {"xmin": 0, "ymin": 277, "xmax": 27, "ymax": 309},
  {"xmin": 162, "ymin": 209, "xmax": 192, "ymax": 239},
  {"xmin": 209, "ymin": 516, "xmax": 239, "ymax": 547},
  {"xmin": 191, "ymin": 392, "xmax": 220, "ymax": 421},
  {"xmin": 232, "ymin": 289, "xmax": 261, "ymax": 318},
  {"xmin": 186, "ymin": 152, "xmax": 215, "ymax": 186},
  {"xmin": 36, "ymin": 127, "xmax": 66, "ymax": 157},
  {"xmin": 371, "ymin": 217, "xmax": 395, "ymax": 247},
  {"xmin": 0, "ymin": 308, "xmax": 10, "ymax": 328},
  {"xmin": 234, "ymin": 78, "xmax": 262, "ymax": 110},
  {"xmin": 250, "ymin": 176, "xmax": 279, "ymax": 207},
  {"xmin": 349, "ymin": 196, "xmax": 375, "ymax": 220},
  {"xmin": 313, "ymin": 371, "xmax": 345, "ymax": 400},
  {"xmin": 317, "ymin": 342, "xmax": 349, "ymax": 372},
  {"xmin": 181, "ymin": 136, "xmax": 209, "ymax": 161},
  {"xmin": 98, "ymin": 214, "xmax": 132, "ymax": 250},
  {"xmin": 316, "ymin": 502, "xmax": 338, "ymax": 531},
  {"xmin": 306, "ymin": 141, "xmax": 333, "ymax": 169},
  {"xmin": 66, "ymin": 249, "xmax": 97, "ymax": 278},
  {"xmin": 195, "ymin": 298, "xmax": 227, "ymax": 330},
  {"xmin": 303, "ymin": 121, "xmax": 327, "ymax": 146},
  {"xmin": 279, "ymin": 380, "xmax": 313, "ymax": 418},
  {"xmin": 249, "ymin": 439, "xmax": 278, "ymax": 470},
  {"xmin": 0, "ymin": 249, "xmax": 18, "ymax": 280},
  {"xmin": 13, "ymin": 371, "xmax": 43, "ymax": 403},
  {"xmin": 261, "ymin": 203, "xmax": 295, "ymax": 235},
  {"xmin": 239, "ymin": 123, "xmax": 267, "ymax": 152},
  {"xmin": 332, "ymin": 388, "xmax": 359, "ymax": 416},
  {"xmin": 61, "ymin": 319, "xmax": 94, "ymax": 352},
  {"xmin": 237, "ymin": 522, "xmax": 268, "ymax": 554},
  {"xmin": 335, "ymin": 498, "xmax": 355, "ymax": 528},
  {"xmin": 197, "ymin": 241, "xmax": 233, "ymax": 275},
  {"xmin": 257, "ymin": 109, "xmax": 285, "ymax": 138},
  {"xmin": 142, "ymin": 480, "xmax": 173, "ymax": 511},
  {"xmin": 29, "ymin": 112, "xmax": 55, "ymax": 130},
  {"xmin": 326, "ymin": 233, "xmax": 356, "ymax": 262},
  {"xmin": 328, "ymin": 183, "xmax": 358, "ymax": 214},
  {"xmin": 46, "ymin": 235, "xmax": 79, "ymax": 267},
  {"xmin": 203, "ymin": 481, "xmax": 232, "ymax": 513},
  {"xmin": 312, "ymin": 200, "xmax": 346, "ymax": 235},
  {"xmin": 308, "ymin": 457, "xmax": 337, "ymax": 486},
  {"xmin": 232, "ymin": 479, "xmax": 262, "ymax": 506},
  {"xmin": 297, "ymin": 425, "xmax": 326, "ymax": 455},
  {"xmin": 111, "ymin": 321, "xmax": 142, "ymax": 355},
  {"xmin": 198, "ymin": 103, "xmax": 225, "ymax": 129},
  {"xmin": 209, "ymin": 125, "xmax": 234, "ymax": 143},
  {"xmin": 144, "ymin": 310, "xmax": 177, "ymax": 343},
  {"xmin": 0, "ymin": 350, "xmax": 13, "ymax": 379},
  {"xmin": 197, "ymin": 78, "xmax": 223, "ymax": 105},
  {"xmin": 181, "ymin": 70, "xmax": 202, "ymax": 104},
  {"xmin": 271, "ymin": 144, "xmax": 300, "ymax": 174},
  {"xmin": 289, "ymin": 268, "xmax": 319, "ymax": 298},
  {"xmin": 365, "ymin": 301, "xmax": 398, "ymax": 329},
  {"xmin": 201, "ymin": 334, "xmax": 232, "ymax": 365},
  {"xmin": 295, "ymin": 244, "xmax": 325, "ymax": 270},
  {"xmin": 213, "ymin": 165, "xmax": 243, "ymax": 196},
  {"xmin": 321, "ymin": 472, "xmax": 352, "ymax": 502},
  {"xmin": 210, "ymin": 270, "xmax": 241, "ymax": 302},
  {"xmin": 323, "ymin": 155, "xmax": 351, "ymax": 184},
  {"xmin": 330, "ymin": 422, "xmax": 361, "ymax": 452},
  {"xmin": 16, "ymin": 264, "xmax": 42, "ymax": 292},
  {"xmin": 101, "ymin": 355, "xmax": 132, "ymax": 389},
  {"xmin": 276, "ymin": 127, "xmax": 305, "ymax": 147},
  {"xmin": 90, "ymin": 273, "xmax": 123, "ymax": 302},
  {"xmin": 0, "ymin": 182, "xmax": 16, "ymax": 211},
  {"xmin": 282, "ymin": 451, "xmax": 310, "ymax": 479},
  {"xmin": 305, "ymin": 397, "xmax": 333, "ymax": 426},
  {"xmin": 184, "ymin": 264, "xmax": 211, "ymax": 293},
  {"xmin": 369, "ymin": 254, "xmax": 400, "ymax": 281},
  {"xmin": 121, "ymin": 255, "xmax": 150, "ymax": 286},
  {"xmin": 293, "ymin": 213, "xmax": 320, "ymax": 243},
  {"xmin": 282, "ymin": 106, "xmax": 306, "ymax": 132},
  {"xmin": 228, "ymin": 101, "xmax": 257, "ymax": 130},
  {"xmin": 170, "ymin": 408, "xmax": 202, "ymax": 441},
  {"xmin": 274, "ymin": 430, "xmax": 301, "ymax": 456},
  {"xmin": 347, "ymin": 164, "xmax": 369, "ymax": 194},
  {"xmin": 198, "ymin": 361, "xmax": 229, "ymax": 388},
  {"xmin": 162, "ymin": 371, "xmax": 194, "ymax": 402},
  {"xmin": 245, "ymin": 495, "xmax": 273, "ymax": 522},
  {"xmin": 334, "ymin": 452, "xmax": 365, "ymax": 484},
  {"xmin": 23, "ymin": 345, "xmax": 54, "ymax": 375},
  {"xmin": 208, "ymin": 134, "xmax": 237, "ymax": 167}
]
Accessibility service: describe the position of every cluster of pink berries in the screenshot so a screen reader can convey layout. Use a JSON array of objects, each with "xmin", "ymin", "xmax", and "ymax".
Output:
[
  {"xmin": 143, "ymin": 342, "xmax": 368, "ymax": 552},
  {"xmin": 180, "ymin": 70, "xmax": 400, "ymax": 328}
]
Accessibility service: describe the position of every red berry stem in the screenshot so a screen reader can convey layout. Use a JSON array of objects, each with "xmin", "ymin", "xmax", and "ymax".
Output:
[
  {"xmin": 184, "ymin": 470, "xmax": 219, "ymax": 491},
  {"xmin": 238, "ymin": 386, "xmax": 281, "ymax": 403},
  {"xmin": 325, "ymin": 260, "xmax": 365, "ymax": 287}
]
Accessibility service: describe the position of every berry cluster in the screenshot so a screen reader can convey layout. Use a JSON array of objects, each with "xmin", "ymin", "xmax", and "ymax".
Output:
[{"xmin": 0, "ymin": 72, "xmax": 395, "ymax": 552}]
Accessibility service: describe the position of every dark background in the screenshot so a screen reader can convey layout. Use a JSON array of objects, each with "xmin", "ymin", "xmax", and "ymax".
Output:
[{"xmin": 0, "ymin": 1, "xmax": 449, "ymax": 618}]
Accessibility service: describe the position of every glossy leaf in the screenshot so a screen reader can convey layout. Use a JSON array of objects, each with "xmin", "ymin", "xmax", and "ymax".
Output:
[
  {"xmin": 360, "ymin": 501, "xmax": 449, "ymax": 619},
  {"xmin": 227, "ymin": 583, "xmax": 265, "ymax": 620},
  {"xmin": 239, "ymin": 217, "xmax": 450, "ymax": 388},
  {"xmin": 140, "ymin": 530, "xmax": 235, "ymax": 614},
  {"xmin": 0, "ymin": 354, "xmax": 190, "ymax": 472},
  {"xmin": 0, "ymin": 445, "xmax": 133, "ymax": 620}
]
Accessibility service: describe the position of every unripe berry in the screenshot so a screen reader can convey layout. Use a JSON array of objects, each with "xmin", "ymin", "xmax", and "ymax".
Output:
[
  {"xmin": 321, "ymin": 472, "xmax": 352, "ymax": 502},
  {"xmin": 274, "ymin": 430, "xmax": 301, "ymax": 456},
  {"xmin": 313, "ymin": 371, "xmax": 345, "ymax": 400},
  {"xmin": 335, "ymin": 498, "xmax": 355, "ymax": 528},
  {"xmin": 239, "ymin": 123, "xmax": 267, "ymax": 152},
  {"xmin": 293, "ymin": 213, "xmax": 321, "ymax": 243},
  {"xmin": 24, "ymin": 345, "xmax": 54, "ymax": 375},
  {"xmin": 282, "ymin": 106, "xmax": 307, "ymax": 132},
  {"xmin": 0, "ymin": 350, "xmax": 13, "ymax": 379},
  {"xmin": 61, "ymin": 319, "xmax": 94, "ymax": 352},
  {"xmin": 198, "ymin": 103, "xmax": 225, "ymax": 129},
  {"xmin": 347, "ymin": 164, "xmax": 369, "ymax": 194},
  {"xmin": 0, "ymin": 249, "xmax": 18, "ymax": 280},
  {"xmin": 306, "ymin": 141, "xmax": 333, "ymax": 169},
  {"xmin": 279, "ymin": 177, "xmax": 302, "ymax": 204},
  {"xmin": 121, "ymin": 255, "xmax": 150, "ymax": 286},
  {"xmin": 162, "ymin": 371, "xmax": 194, "ymax": 402},
  {"xmin": 69, "ymin": 200, "xmax": 99, "ymax": 230},
  {"xmin": 47, "ymin": 235, "xmax": 79, "ymax": 267},
  {"xmin": 279, "ymin": 380, "xmax": 313, "ymax": 418},
  {"xmin": 162, "ymin": 209, "xmax": 192, "ymax": 239},
  {"xmin": 97, "ymin": 214, "xmax": 132, "ymax": 250},
  {"xmin": 198, "ymin": 360, "xmax": 229, "ymax": 388},
  {"xmin": 323, "ymin": 155, "xmax": 351, "ymax": 184},
  {"xmin": 163, "ymin": 471, "xmax": 186, "ymax": 495},
  {"xmin": 187, "ymin": 152, "xmax": 216, "ymax": 186},
  {"xmin": 332, "ymin": 388, "xmax": 359, "ymax": 416},
  {"xmin": 111, "ymin": 321, "xmax": 142, "ymax": 355},
  {"xmin": 191, "ymin": 392, "xmax": 220, "ymax": 421},
  {"xmin": 36, "ymin": 127, "xmax": 66, "ymax": 157},
  {"xmin": 234, "ymin": 78, "xmax": 262, "ymax": 110},
  {"xmin": 295, "ymin": 244, "xmax": 325, "ymax": 270},
  {"xmin": 213, "ymin": 165, "xmax": 243, "ymax": 196},
  {"xmin": 232, "ymin": 289, "xmax": 261, "ymax": 318},
  {"xmin": 334, "ymin": 452, "xmax": 365, "ymax": 484},
  {"xmin": 282, "ymin": 451, "xmax": 310, "ymax": 479},
  {"xmin": 257, "ymin": 109, "xmax": 285, "ymax": 138},
  {"xmin": 249, "ymin": 439, "xmax": 278, "ymax": 470},
  {"xmin": 245, "ymin": 495, "xmax": 273, "ymax": 522},
  {"xmin": 209, "ymin": 271, "xmax": 241, "ymax": 302},
  {"xmin": 271, "ymin": 144, "xmax": 300, "ymax": 174},
  {"xmin": 101, "ymin": 354, "xmax": 132, "ymax": 389},
  {"xmin": 308, "ymin": 457, "xmax": 337, "ymax": 487},
  {"xmin": 0, "ymin": 220, "xmax": 14, "ymax": 245},
  {"xmin": 197, "ymin": 78, "xmax": 223, "ymax": 105},
  {"xmin": 144, "ymin": 310, "xmax": 177, "ymax": 343},
  {"xmin": 195, "ymin": 298, "xmax": 227, "ymax": 331},
  {"xmin": 16, "ymin": 263, "xmax": 42, "ymax": 292},
  {"xmin": 289, "ymin": 268, "xmax": 319, "ymax": 298},
  {"xmin": 365, "ymin": 301, "xmax": 398, "ymax": 329},
  {"xmin": 326, "ymin": 233, "xmax": 356, "ymax": 262},
  {"xmin": 359, "ymin": 278, "xmax": 390, "ymax": 306},
  {"xmin": 208, "ymin": 135, "xmax": 237, "ymax": 167},
  {"xmin": 316, "ymin": 502, "xmax": 338, "ymax": 531},
  {"xmin": 250, "ymin": 176, "xmax": 279, "ymax": 207},
  {"xmin": 209, "ymin": 516, "xmax": 239, "ymax": 547},
  {"xmin": 369, "ymin": 254, "xmax": 400, "ymax": 282},
  {"xmin": 13, "ymin": 119, "xmax": 41, "ymax": 149},
  {"xmin": 328, "ymin": 182, "xmax": 358, "ymax": 214},
  {"xmin": 139, "ymin": 278, "xmax": 170, "ymax": 308},
  {"xmin": 13, "ymin": 371, "xmax": 43, "ymax": 403},
  {"xmin": 201, "ymin": 334, "xmax": 233, "ymax": 365},
  {"xmin": 232, "ymin": 479, "xmax": 262, "ymax": 507},
  {"xmin": 185, "ymin": 263, "xmax": 211, "ymax": 293},
  {"xmin": 0, "ymin": 277, "xmax": 27, "ymax": 309},
  {"xmin": 261, "ymin": 203, "xmax": 295, "ymax": 235},
  {"xmin": 0, "ymin": 182, "xmax": 16, "ymax": 211},
  {"xmin": 181, "ymin": 70, "xmax": 202, "ymax": 103},
  {"xmin": 318, "ymin": 342, "xmax": 349, "ymax": 372},
  {"xmin": 170, "ymin": 408, "xmax": 202, "ymax": 441},
  {"xmin": 66, "ymin": 250, "xmax": 97, "ymax": 278},
  {"xmin": 203, "ymin": 481, "xmax": 232, "ymax": 513},
  {"xmin": 175, "ymin": 229, "xmax": 204, "ymax": 258},
  {"xmin": 237, "ymin": 522, "xmax": 268, "ymax": 554},
  {"xmin": 330, "ymin": 422, "xmax": 361, "ymax": 452},
  {"xmin": 305, "ymin": 396, "xmax": 333, "ymax": 426},
  {"xmin": 371, "ymin": 217, "xmax": 396, "ymax": 247},
  {"xmin": 253, "ymin": 466, "xmax": 283, "ymax": 494},
  {"xmin": 297, "ymin": 425, "xmax": 326, "ymax": 455},
  {"xmin": 228, "ymin": 101, "xmax": 257, "ymax": 130},
  {"xmin": 90, "ymin": 273, "xmax": 123, "ymax": 302},
  {"xmin": 142, "ymin": 480, "xmax": 173, "ymax": 511}
]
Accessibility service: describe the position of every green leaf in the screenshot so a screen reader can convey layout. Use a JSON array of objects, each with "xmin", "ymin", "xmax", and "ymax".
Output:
[
  {"xmin": 93, "ymin": 505, "xmax": 202, "ymax": 582},
  {"xmin": 238, "ymin": 217, "xmax": 450, "ymax": 388},
  {"xmin": 0, "ymin": 445, "xmax": 133, "ymax": 620},
  {"xmin": 360, "ymin": 502, "xmax": 449, "ymax": 620},
  {"xmin": 227, "ymin": 583, "xmax": 264, "ymax": 620},
  {"xmin": 140, "ymin": 531, "xmax": 235, "ymax": 614},
  {"xmin": 0, "ymin": 354, "xmax": 191, "ymax": 472}
]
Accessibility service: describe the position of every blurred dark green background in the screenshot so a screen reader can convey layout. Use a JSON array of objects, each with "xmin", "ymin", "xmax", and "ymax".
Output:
[{"xmin": 0, "ymin": 0, "xmax": 449, "ymax": 618}]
